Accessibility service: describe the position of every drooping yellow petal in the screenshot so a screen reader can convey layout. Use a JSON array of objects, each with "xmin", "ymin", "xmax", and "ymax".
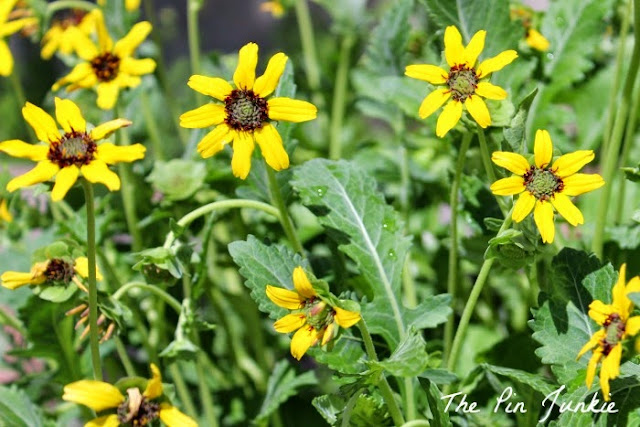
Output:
[
  {"xmin": 253, "ymin": 52, "xmax": 288, "ymax": 98},
  {"xmin": 254, "ymin": 123, "xmax": 289, "ymax": 171},
  {"xmin": 475, "ymin": 81, "xmax": 507, "ymax": 100},
  {"xmin": 0, "ymin": 140, "xmax": 48, "ymax": 161},
  {"xmin": 230, "ymin": 131, "xmax": 255, "ymax": 179},
  {"xmin": 533, "ymin": 201, "xmax": 555, "ymax": 243},
  {"xmin": 95, "ymin": 143, "xmax": 146, "ymax": 165},
  {"xmin": 52, "ymin": 63, "xmax": 94, "ymax": 90},
  {"xmin": 0, "ymin": 40, "xmax": 14, "ymax": 76},
  {"xmin": 526, "ymin": 28, "xmax": 550, "ymax": 52},
  {"xmin": 62, "ymin": 380, "xmax": 124, "ymax": 412},
  {"xmin": 266, "ymin": 285, "xmax": 304, "ymax": 309},
  {"xmin": 159, "ymin": 403, "xmax": 198, "ymax": 427},
  {"xmin": 551, "ymin": 193, "xmax": 583, "ymax": 226},
  {"xmin": 90, "ymin": 119, "xmax": 132, "ymax": 141},
  {"xmin": 464, "ymin": 30, "xmax": 486, "ymax": 67},
  {"xmin": 444, "ymin": 26, "xmax": 465, "ymax": 67},
  {"xmin": 0, "ymin": 0, "xmax": 19, "ymax": 24},
  {"xmin": 464, "ymin": 95, "xmax": 491, "ymax": 128},
  {"xmin": 436, "ymin": 100, "xmax": 462, "ymax": 137},
  {"xmin": 96, "ymin": 81, "xmax": 120, "ymax": 110},
  {"xmin": 7, "ymin": 161, "xmax": 59, "ymax": 192},
  {"xmin": 490, "ymin": 176, "xmax": 526, "ymax": 196},
  {"xmin": 476, "ymin": 50, "xmax": 518, "ymax": 78},
  {"xmin": 418, "ymin": 88, "xmax": 451, "ymax": 119},
  {"xmin": 404, "ymin": 64, "xmax": 448, "ymax": 85},
  {"xmin": 73, "ymin": 257, "xmax": 104, "ymax": 281},
  {"xmin": 512, "ymin": 192, "xmax": 536, "ymax": 222},
  {"xmin": 187, "ymin": 75, "xmax": 233, "ymax": 100},
  {"xmin": 290, "ymin": 326, "xmax": 318, "ymax": 360},
  {"xmin": 334, "ymin": 307, "xmax": 361, "ymax": 328},
  {"xmin": 588, "ymin": 300, "xmax": 615, "ymax": 325},
  {"xmin": 491, "ymin": 151, "xmax": 530, "ymax": 175},
  {"xmin": 179, "ymin": 104, "xmax": 226, "ymax": 129},
  {"xmin": 585, "ymin": 348, "xmax": 602, "ymax": 389},
  {"xmin": 81, "ymin": 160, "xmax": 121, "ymax": 191},
  {"xmin": 143, "ymin": 363, "xmax": 163, "ymax": 399},
  {"xmin": 600, "ymin": 344, "xmax": 622, "ymax": 400},
  {"xmin": 577, "ymin": 329, "xmax": 605, "ymax": 360},
  {"xmin": 0, "ymin": 17, "xmax": 38, "ymax": 38},
  {"xmin": 321, "ymin": 323, "xmax": 335, "ymax": 346},
  {"xmin": 274, "ymin": 313, "xmax": 307, "ymax": 333},
  {"xmin": 197, "ymin": 125, "xmax": 232, "ymax": 158},
  {"xmin": 561, "ymin": 174, "xmax": 605, "ymax": 196},
  {"xmin": 1, "ymin": 271, "xmax": 39, "ymax": 290},
  {"xmin": 113, "ymin": 21, "xmax": 152, "ymax": 57},
  {"xmin": 626, "ymin": 276, "xmax": 640, "ymax": 294},
  {"xmin": 54, "ymin": 98, "xmax": 86, "ymax": 134},
  {"xmin": 119, "ymin": 57, "xmax": 156, "ymax": 76},
  {"xmin": 534, "ymin": 129, "xmax": 553, "ymax": 168},
  {"xmin": 626, "ymin": 316, "xmax": 640, "ymax": 336},
  {"xmin": 233, "ymin": 42, "xmax": 259, "ymax": 90},
  {"xmin": 292, "ymin": 266, "xmax": 316, "ymax": 299},
  {"xmin": 86, "ymin": 414, "xmax": 120, "ymax": 427},
  {"xmin": 612, "ymin": 264, "xmax": 630, "ymax": 316},
  {"xmin": 72, "ymin": 32, "xmax": 100, "ymax": 61},
  {"xmin": 267, "ymin": 97, "xmax": 317, "ymax": 123},
  {"xmin": 51, "ymin": 166, "xmax": 79, "ymax": 202},
  {"xmin": 22, "ymin": 103, "xmax": 60, "ymax": 143},
  {"xmin": 94, "ymin": 9, "xmax": 113, "ymax": 52},
  {"xmin": 552, "ymin": 150, "xmax": 595, "ymax": 178}
]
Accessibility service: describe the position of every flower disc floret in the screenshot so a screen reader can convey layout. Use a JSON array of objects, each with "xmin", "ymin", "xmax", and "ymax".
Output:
[
  {"xmin": 47, "ymin": 130, "xmax": 97, "ymax": 168},
  {"xmin": 224, "ymin": 89, "xmax": 269, "ymax": 131},
  {"xmin": 90, "ymin": 51, "xmax": 121, "ymax": 82},
  {"xmin": 447, "ymin": 65, "xmax": 479, "ymax": 102},
  {"xmin": 523, "ymin": 166, "xmax": 563, "ymax": 201},
  {"xmin": 44, "ymin": 258, "xmax": 75, "ymax": 283}
]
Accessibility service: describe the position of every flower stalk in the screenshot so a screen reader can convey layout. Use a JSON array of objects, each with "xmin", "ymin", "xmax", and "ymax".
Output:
[
  {"xmin": 266, "ymin": 165, "xmax": 305, "ymax": 254},
  {"xmin": 329, "ymin": 35, "xmax": 354, "ymax": 160}
]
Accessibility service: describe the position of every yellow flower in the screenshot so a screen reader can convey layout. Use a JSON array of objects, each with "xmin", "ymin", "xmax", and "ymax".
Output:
[
  {"xmin": 0, "ymin": 0, "xmax": 38, "ymax": 76},
  {"xmin": 526, "ymin": 28, "xmax": 550, "ymax": 52},
  {"xmin": 52, "ymin": 9, "xmax": 155, "ymax": 109},
  {"xmin": 0, "ymin": 199, "xmax": 12, "ymax": 223},
  {"xmin": 1, "ymin": 256, "xmax": 102, "ymax": 291},
  {"xmin": 41, "ymin": 8, "xmax": 98, "ymax": 60},
  {"xmin": 260, "ymin": 1, "xmax": 285, "ymax": 18},
  {"xmin": 577, "ymin": 264, "xmax": 640, "ymax": 401},
  {"xmin": 490, "ymin": 129, "xmax": 604, "ymax": 243},
  {"xmin": 510, "ymin": 5, "xmax": 550, "ymax": 52},
  {"xmin": 63, "ymin": 363, "xmax": 197, "ymax": 427},
  {"xmin": 97, "ymin": 0, "xmax": 141, "ymax": 12},
  {"xmin": 180, "ymin": 42, "xmax": 317, "ymax": 179},
  {"xmin": 266, "ymin": 266, "xmax": 361, "ymax": 360},
  {"xmin": 0, "ymin": 97, "xmax": 145, "ymax": 201},
  {"xmin": 405, "ymin": 26, "xmax": 517, "ymax": 137}
]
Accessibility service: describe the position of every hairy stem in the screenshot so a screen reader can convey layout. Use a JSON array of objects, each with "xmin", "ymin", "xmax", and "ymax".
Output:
[{"xmin": 266, "ymin": 165, "xmax": 305, "ymax": 254}]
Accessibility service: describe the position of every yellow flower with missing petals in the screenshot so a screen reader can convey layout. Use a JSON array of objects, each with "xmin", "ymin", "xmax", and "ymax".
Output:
[
  {"xmin": 180, "ymin": 42, "xmax": 317, "ymax": 179},
  {"xmin": 52, "ymin": 9, "xmax": 155, "ymax": 109},
  {"xmin": 0, "ymin": 199, "xmax": 12, "ymax": 223},
  {"xmin": 526, "ymin": 28, "xmax": 550, "ymax": 52},
  {"xmin": 266, "ymin": 266, "xmax": 361, "ymax": 360},
  {"xmin": 405, "ymin": 26, "xmax": 517, "ymax": 137},
  {"xmin": 490, "ymin": 130, "xmax": 604, "ymax": 243},
  {"xmin": 1, "ymin": 256, "xmax": 102, "ymax": 292},
  {"xmin": 577, "ymin": 264, "xmax": 640, "ymax": 401},
  {"xmin": 0, "ymin": 0, "xmax": 38, "ymax": 76},
  {"xmin": 63, "ymin": 364, "xmax": 197, "ymax": 427},
  {"xmin": 41, "ymin": 9, "xmax": 98, "ymax": 60},
  {"xmin": 0, "ymin": 98, "xmax": 145, "ymax": 201},
  {"xmin": 260, "ymin": 1, "xmax": 285, "ymax": 18}
]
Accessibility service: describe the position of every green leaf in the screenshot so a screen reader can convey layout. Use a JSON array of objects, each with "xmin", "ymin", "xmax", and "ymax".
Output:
[
  {"xmin": 146, "ymin": 159, "xmax": 206, "ymax": 202},
  {"xmin": 503, "ymin": 88, "xmax": 538, "ymax": 152},
  {"xmin": 0, "ymin": 386, "xmax": 46, "ymax": 427},
  {"xmin": 622, "ymin": 163, "xmax": 640, "ymax": 183},
  {"xmin": 420, "ymin": 379, "xmax": 452, "ymax": 427},
  {"xmin": 373, "ymin": 329, "xmax": 428, "ymax": 377},
  {"xmin": 308, "ymin": 336, "xmax": 367, "ymax": 375},
  {"xmin": 419, "ymin": 369, "xmax": 458, "ymax": 385},
  {"xmin": 482, "ymin": 364, "xmax": 556, "ymax": 397}
]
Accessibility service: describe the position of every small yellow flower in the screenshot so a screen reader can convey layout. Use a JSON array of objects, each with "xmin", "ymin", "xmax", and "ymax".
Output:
[
  {"xmin": 577, "ymin": 264, "xmax": 640, "ymax": 401},
  {"xmin": 180, "ymin": 42, "xmax": 317, "ymax": 179},
  {"xmin": 97, "ymin": 0, "xmax": 141, "ymax": 12},
  {"xmin": 526, "ymin": 28, "xmax": 550, "ymax": 52},
  {"xmin": 260, "ymin": 1, "xmax": 285, "ymax": 18},
  {"xmin": 63, "ymin": 364, "xmax": 197, "ymax": 427},
  {"xmin": 52, "ymin": 9, "xmax": 155, "ymax": 109},
  {"xmin": 0, "ymin": 199, "xmax": 12, "ymax": 223},
  {"xmin": 0, "ymin": 97, "xmax": 145, "ymax": 201},
  {"xmin": 510, "ymin": 5, "xmax": 550, "ymax": 52},
  {"xmin": 405, "ymin": 26, "xmax": 517, "ymax": 137},
  {"xmin": 0, "ymin": 0, "xmax": 38, "ymax": 76},
  {"xmin": 490, "ymin": 129, "xmax": 604, "ymax": 243},
  {"xmin": 1, "ymin": 256, "xmax": 102, "ymax": 291},
  {"xmin": 41, "ymin": 8, "xmax": 98, "ymax": 60},
  {"xmin": 266, "ymin": 266, "xmax": 361, "ymax": 360}
]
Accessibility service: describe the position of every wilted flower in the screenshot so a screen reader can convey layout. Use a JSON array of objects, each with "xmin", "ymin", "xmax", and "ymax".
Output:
[{"xmin": 1, "ymin": 256, "xmax": 102, "ymax": 291}]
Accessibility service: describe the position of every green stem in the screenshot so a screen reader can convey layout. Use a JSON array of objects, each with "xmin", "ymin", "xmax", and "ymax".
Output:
[
  {"xmin": 443, "ymin": 133, "xmax": 472, "ymax": 364},
  {"xmin": 140, "ymin": 91, "xmax": 165, "ymax": 160},
  {"xmin": 358, "ymin": 320, "xmax": 405, "ymax": 426},
  {"xmin": 266, "ymin": 166, "xmax": 305, "ymax": 254},
  {"xmin": 592, "ymin": 0, "xmax": 640, "ymax": 258},
  {"xmin": 329, "ymin": 35, "xmax": 354, "ymax": 160},
  {"xmin": 399, "ymin": 422, "xmax": 430, "ymax": 427},
  {"xmin": 9, "ymin": 71, "xmax": 33, "ymax": 139},
  {"xmin": 476, "ymin": 125, "xmax": 507, "ymax": 216},
  {"xmin": 163, "ymin": 199, "xmax": 280, "ymax": 249},
  {"xmin": 81, "ymin": 180, "xmax": 102, "ymax": 380},
  {"xmin": 112, "ymin": 281, "xmax": 182, "ymax": 314},
  {"xmin": 341, "ymin": 388, "xmax": 364, "ymax": 427},
  {"xmin": 196, "ymin": 353, "xmax": 218, "ymax": 426},
  {"xmin": 114, "ymin": 336, "xmax": 136, "ymax": 377},
  {"xmin": 187, "ymin": 0, "xmax": 203, "ymax": 103},
  {"xmin": 294, "ymin": 0, "xmax": 322, "ymax": 105},
  {"xmin": 447, "ymin": 209, "xmax": 514, "ymax": 373},
  {"xmin": 169, "ymin": 363, "xmax": 198, "ymax": 418},
  {"xmin": 0, "ymin": 305, "xmax": 26, "ymax": 336}
]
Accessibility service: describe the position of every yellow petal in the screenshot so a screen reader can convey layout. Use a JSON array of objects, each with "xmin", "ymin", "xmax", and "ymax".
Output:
[
  {"xmin": 233, "ymin": 42, "xmax": 259, "ymax": 90},
  {"xmin": 552, "ymin": 150, "xmax": 595, "ymax": 178},
  {"xmin": 404, "ymin": 64, "xmax": 448, "ymax": 84},
  {"xmin": 577, "ymin": 329, "xmax": 605, "ymax": 360},
  {"xmin": 273, "ymin": 313, "xmax": 307, "ymax": 333},
  {"xmin": 0, "ymin": 17, "xmax": 38, "ymax": 38},
  {"xmin": 159, "ymin": 403, "xmax": 198, "ymax": 427},
  {"xmin": 22, "ymin": 102, "xmax": 60, "ymax": 143},
  {"xmin": 512, "ymin": 192, "xmax": 536, "ymax": 222},
  {"xmin": 1, "ymin": 271, "xmax": 37, "ymax": 290},
  {"xmin": 73, "ymin": 256, "xmax": 103, "ymax": 281},
  {"xmin": 551, "ymin": 193, "xmax": 583, "ymax": 226},
  {"xmin": 321, "ymin": 323, "xmax": 335, "ymax": 346},
  {"xmin": 230, "ymin": 131, "xmax": 255, "ymax": 179},
  {"xmin": 475, "ymin": 81, "xmax": 507, "ymax": 100},
  {"xmin": 534, "ymin": 201, "xmax": 555, "ymax": 243},
  {"xmin": 418, "ymin": 88, "xmax": 451, "ymax": 119},
  {"xmin": 0, "ymin": 0, "xmax": 18, "ymax": 22},
  {"xmin": 588, "ymin": 300, "xmax": 615, "ymax": 325},
  {"xmin": 464, "ymin": 95, "xmax": 491, "ymax": 128},
  {"xmin": 96, "ymin": 143, "xmax": 146, "ymax": 165},
  {"xmin": 464, "ymin": 30, "xmax": 486, "ymax": 67},
  {"xmin": 119, "ymin": 57, "xmax": 156, "ymax": 76},
  {"xmin": 292, "ymin": 266, "xmax": 315, "ymax": 299},
  {"xmin": 81, "ymin": 161, "xmax": 121, "ymax": 191},
  {"xmin": 626, "ymin": 276, "xmax": 640, "ymax": 294},
  {"xmin": 125, "ymin": 0, "xmax": 141, "ymax": 11},
  {"xmin": 52, "ymin": 63, "xmax": 94, "ymax": 91},
  {"xmin": 113, "ymin": 21, "xmax": 152, "ymax": 57},
  {"xmin": 94, "ymin": 9, "xmax": 113, "ymax": 52},
  {"xmin": 7, "ymin": 161, "xmax": 59, "ymax": 193},
  {"xmin": 476, "ymin": 50, "xmax": 518, "ymax": 78},
  {"xmin": 490, "ymin": 176, "xmax": 526, "ymax": 196},
  {"xmin": 0, "ymin": 199, "xmax": 12, "ymax": 223},
  {"xmin": 86, "ymin": 414, "xmax": 120, "ymax": 427},
  {"xmin": 254, "ymin": 123, "xmax": 289, "ymax": 171},
  {"xmin": 534, "ymin": 129, "xmax": 553, "ymax": 168},
  {"xmin": 266, "ymin": 285, "xmax": 304, "ymax": 309},
  {"xmin": 526, "ymin": 28, "xmax": 550, "ymax": 52},
  {"xmin": 72, "ymin": 32, "xmax": 100, "ymax": 61},
  {"xmin": 179, "ymin": 104, "xmax": 226, "ymax": 129},
  {"xmin": 62, "ymin": 380, "xmax": 124, "ymax": 412},
  {"xmin": 0, "ymin": 40, "xmax": 14, "ymax": 76},
  {"xmin": 51, "ymin": 166, "xmax": 79, "ymax": 202},
  {"xmin": 436, "ymin": 100, "xmax": 462, "ymax": 137},
  {"xmin": 561, "ymin": 174, "xmax": 605, "ymax": 196},
  {"xmin": 253, "ymin": 52, "xmax": 288, "ymax": 97},
  {"xmin": 626, "ymin": 316, "xmax": 640, "ymax": 336},
  {"xmin": 444, "ymin": 26, "xmax": 465, "ymax": 67},
  {"xmin": 612, "ymin": 264, "xmax": 630, "ymax": 316},
  {"xmin": 290, "ymin": 326, "xmax": 318, "ymax": 360},
  {"xmin": 491, "ymin": 151, "xmax": 530, "ymax": 175},
  {"xmin": 267, "ymin": 97, "xmax": 317, "ymax": 122},
  {"xmin": 197, "ymin": 125, "xmax": 232, "ymax": 158},
  {"xmin": 600, "ymin": 344, "xmax": 622, "ymax": 399},
  {"xmin": 0, "ymin": 139, "xmax": 48, "ymax": 161},
  {"xmin": 54, "ymin": 97, "xmax": 86, "ymax": 134},
  {"xmin": 96, "ymin": 82, "xmax": 120, "ymax": 110},
  {"xmin": 90, "ymin": 119, "xmax": 132, "ymax": 140},
  {"xmin": 187, "ymin": 75, "xmax": 233, "ymax": 100},
  {"xmin": 143, "ymin": 363, "xmax": 163, "ymax": 400},
  {"xmin": 585, "ymin": 347, "xmax": 602, "ymax": 388},
  {"xmin": 334, "ymin": 307, "xmax": 361, "ymax": 328}
]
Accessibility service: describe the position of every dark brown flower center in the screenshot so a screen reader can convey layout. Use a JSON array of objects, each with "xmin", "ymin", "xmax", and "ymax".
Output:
[
  {"xmin": 47, "ymin": 131, "xmax": 97, "ymax": 168},
  {"xmin": 602, "ymin": 313, "xmax": 625, "ymax": 356},
  {"xmin": 44, "ymin": 259, "xmax": 75, "ymax": 283},
  {"xmin": 52, "ymin": 9, "xmax": 87, "ymax": 30},
  {"xmin": 447, "ymin": 64, "xmax": 479, "ymax": 102},
  {"xmin": 117, "ymin": 388, "xmax": 160, "ymax": 426},
  {"xmin": 91, "ymin": 52, "xmax": 121, "ymax": 82},
  {"xmin": 224, "ymin": 89, "xmax": 269, "ymax": 131},
  {"xmin": 523, "ymin": 166, "xmax": 564, "ymax": 201}
]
